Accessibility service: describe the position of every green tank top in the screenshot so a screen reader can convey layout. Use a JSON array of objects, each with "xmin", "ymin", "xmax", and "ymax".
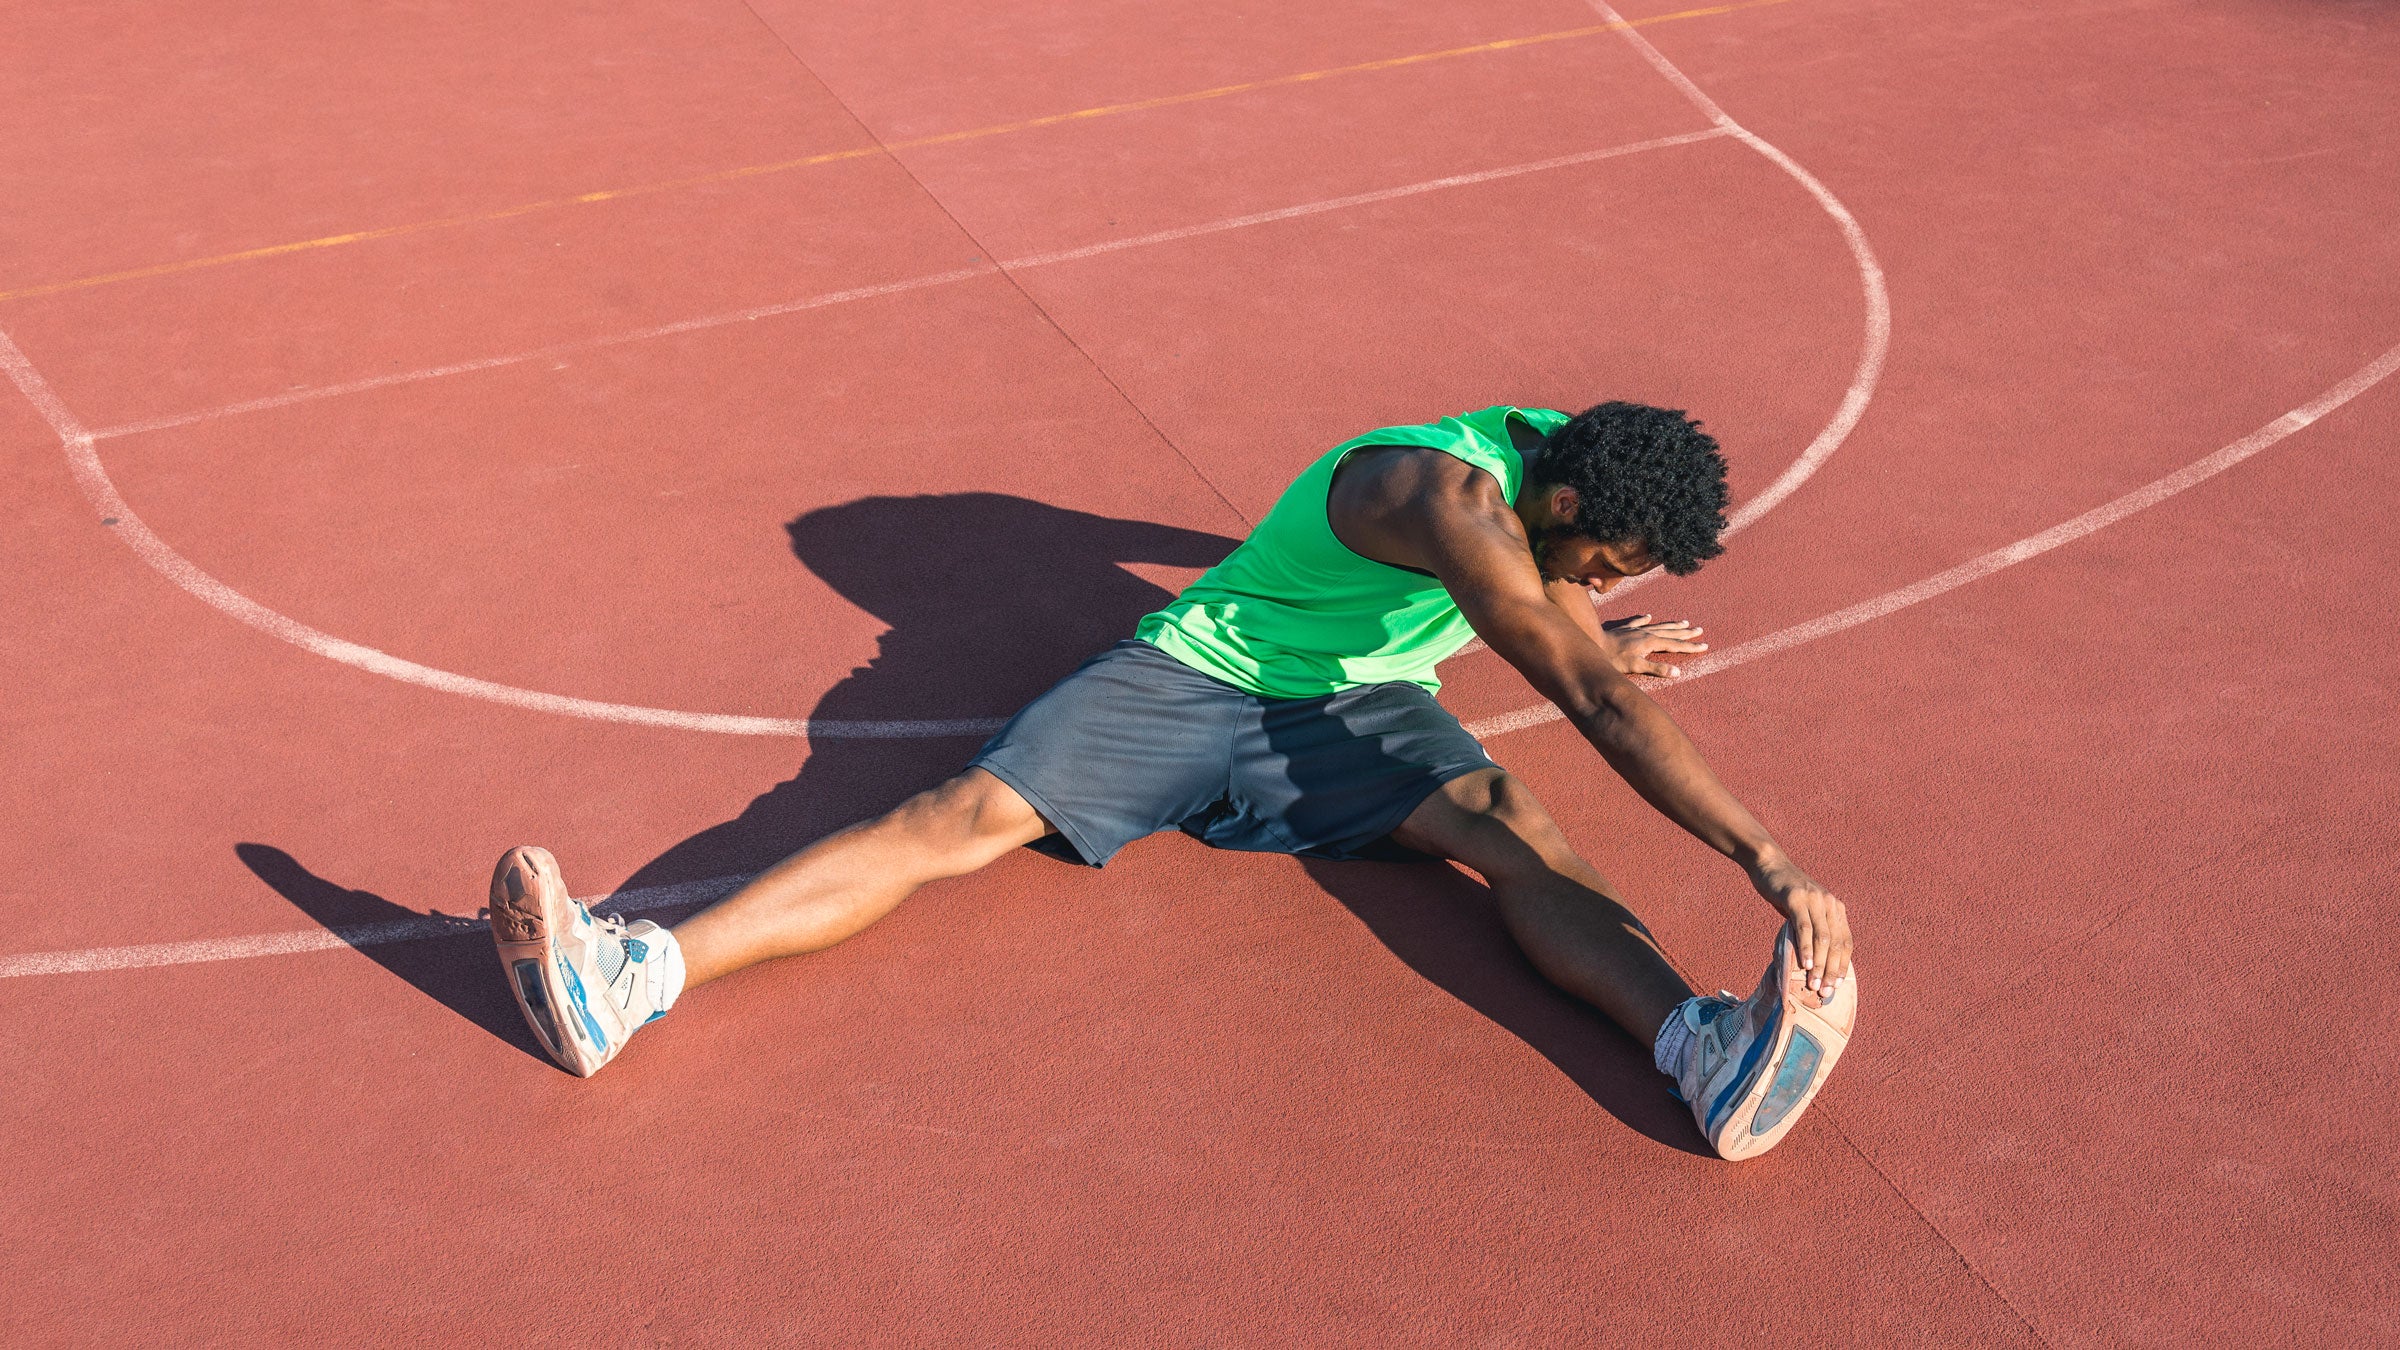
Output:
[{"xmin": 1136, "ymin": 404, "xmax": 1570, "ymax": 698}]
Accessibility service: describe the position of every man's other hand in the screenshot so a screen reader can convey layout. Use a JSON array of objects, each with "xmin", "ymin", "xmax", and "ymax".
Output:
[{"xmin": 1598, "ymin": 613, "xmax": 1708, "ymax": 678}]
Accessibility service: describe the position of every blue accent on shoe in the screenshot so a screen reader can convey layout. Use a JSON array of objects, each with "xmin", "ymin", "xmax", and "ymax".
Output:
[
  {"xmin": 1707, "ymin": 1004, "xmax": 1781, "ymax": 1131},
  {"xmin": 511, "ymin": 958, "xmax": 563, "ymax": 1055},
  {"xmin": 1752, "ymin": 1028, "xmax": 1824, "ymax": 1136},
  {"xmin": 558, "ymin": 957, "xmax": 610, "ymax": 1053},
  {"xmin": 624, "ymin": 938, "xmax": 648, "ymax": 962},
  {"xmin": 645, "ymin": 1008, "xmax": 666, "ymax": 1024}
]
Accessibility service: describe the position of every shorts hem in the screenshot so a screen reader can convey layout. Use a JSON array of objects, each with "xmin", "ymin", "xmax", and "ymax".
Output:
[
  {"xmin": 968, "ymin": 755, "xmax": 1116, "ymax": 869},
  {"xmin": 1328, "ymin": 757, "xmax": 1500, "ymax": 862}
]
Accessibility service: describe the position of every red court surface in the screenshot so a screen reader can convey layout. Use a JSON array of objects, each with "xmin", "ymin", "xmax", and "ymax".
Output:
[{"xmin": 4, "ymin": 0, "xmax": 2397, "ymax": 1343}]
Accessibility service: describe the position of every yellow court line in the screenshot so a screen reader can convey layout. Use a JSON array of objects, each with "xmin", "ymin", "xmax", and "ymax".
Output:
[{"xmin": 0, "ymin": 0, "xmax": 1793, "ymax": 304}]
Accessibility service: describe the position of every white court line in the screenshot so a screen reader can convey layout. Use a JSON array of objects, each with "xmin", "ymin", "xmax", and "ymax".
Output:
[
  {"xmin": 8, "ymin": 125, "xmax": 1833, "ymax": 741},
  {"xmin": 1579, "ymin": 0, "xmax": 1886, "ymax": 606},
  {"xmin": 1437, "ymin": 0, "xmax": 1889, "ymax": 665},
  {"xmin": 1587, "ymin": 0, "xmax": 1890, "ymax": 539},
  {"xmin": 6, "ymin": 336, "xmax": 2390, "ymax": 982},
  {"xmin": 1462, "ymin": 339, "xmax": 2400, "ymax": 739},
  {"xmin": 87, "ymin": 268, "xmax": 992, "ymax": 444},
  {"xmin": 0, "ymin": 874, "xmax": 747, "ymax": 979},
  {"xmin": 87, "ymin": 128, "xmax": 1731, "ymax": 443},
  {"xmin": 0, "ymin": 342, "xmax": 1008, "ymax": 738}
]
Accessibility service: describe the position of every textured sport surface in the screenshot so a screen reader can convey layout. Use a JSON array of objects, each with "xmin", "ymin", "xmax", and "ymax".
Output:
[{"xmin": 4, "ymin": 0, "xmax": 2396, "ymax": 1342}]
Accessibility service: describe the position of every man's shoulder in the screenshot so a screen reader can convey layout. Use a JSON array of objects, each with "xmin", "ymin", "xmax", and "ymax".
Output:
[
  {"xmin": 1331, "ymin": 442, "xmax": 1503, "ymax": 515},
  {"xmin": 1326, "ymin": 445, "xmax": 1521, "ymax": 578}
]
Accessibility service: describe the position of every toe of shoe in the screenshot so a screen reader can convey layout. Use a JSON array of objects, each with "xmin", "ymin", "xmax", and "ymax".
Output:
[{"xmin": 488, "ymin": 846, "xmax": 562, "ymax": 944}]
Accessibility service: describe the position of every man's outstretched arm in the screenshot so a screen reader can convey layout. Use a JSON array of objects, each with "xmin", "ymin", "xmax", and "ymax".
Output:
[{"xmin": 1385, "ymin": 460, "xmax": 1853, "ymax": 991}]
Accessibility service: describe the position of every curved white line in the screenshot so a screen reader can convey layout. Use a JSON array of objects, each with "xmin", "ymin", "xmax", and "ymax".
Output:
[
  {"xmin": 9, "ymin": 337, "xmax": 2389, "ymax": 981},
  {"xmin": 13, "ymin": 117, "xmax": 1856, "ymax": 739},
  {"xmin": 4, "ymin": 333, "xmax": 990, "ymax": 737},
  {"xmin": 1462, "ymin": 338, "xmax": 2400, "ymax": 740},
  {"xmin": 1582, "ymin": 0, "xmax": 1886, "ymax": 605},
  {"xmin": 0, "ymin": 338, "xmax": 1001, "ymax": 731},
  {"xmin": 1582, "ymin": 0, "xmax": 1891, "ymax": 536}
]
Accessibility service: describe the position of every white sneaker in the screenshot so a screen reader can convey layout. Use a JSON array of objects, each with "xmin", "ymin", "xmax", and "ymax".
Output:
[
  {"xmin": 488, "ymin": 846, "xmax": 683, "ymax": 1077},
  {"xmin": 1672, "ymin": 925, "xmax": 1857, "ymax": 1160}
]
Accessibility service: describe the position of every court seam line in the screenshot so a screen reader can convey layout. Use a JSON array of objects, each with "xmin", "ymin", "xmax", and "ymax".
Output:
[
  {"xmin": 1855, "ymin": 820, "xmax": 2287, "ymax": 1096},
  {"xmin": 1817, "ymin": 1108, "xmax": 2055, "ymax": 1344},
  {"xmin": 0, "ymin": 0, "xmax": 1798, "ymax": 306},
  {"xmin": 726, "ymin": 0, "xmax": 1258, "ymax": 532},
  {"xmin": 3, "ymin": 335, "xmax": 2390, "ymax": 980}
]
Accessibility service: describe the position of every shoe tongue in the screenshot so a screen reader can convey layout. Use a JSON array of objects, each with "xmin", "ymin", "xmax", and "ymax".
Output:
[{"xmin": 594, "ymin": 931, "xmax": 629, "ymax": 987}]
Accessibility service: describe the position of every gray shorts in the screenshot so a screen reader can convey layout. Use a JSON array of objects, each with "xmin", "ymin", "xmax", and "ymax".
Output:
[{"xmin": 967, "ymin": 640, "xmax": 1498, "ymax": 867}]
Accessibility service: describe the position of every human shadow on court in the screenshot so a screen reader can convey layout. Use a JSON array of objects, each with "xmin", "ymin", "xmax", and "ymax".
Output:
[
  {"xmin": 612, "ymin": 493, "xmax": 1241, "ymax": 890},
  {"xmin": 1298, "ymin": 858, "xmax": 1709, "ymax": 1155},
  {"xmin": 234, "ymin": 841, "xmax": 552, "ymax": 1065}
]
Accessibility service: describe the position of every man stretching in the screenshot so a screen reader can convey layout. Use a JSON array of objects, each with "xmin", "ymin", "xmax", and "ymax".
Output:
[{"xmin": 487, "ymin": 402, "xmax": 1857, "ymax": 1160}]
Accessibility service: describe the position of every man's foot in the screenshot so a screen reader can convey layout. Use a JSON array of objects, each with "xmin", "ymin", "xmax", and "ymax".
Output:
[
  {"xmin": 488, "ymin": 846, "xmax": 683, "ymax": 1077},
  {"xmin": 1671, "ymin": 925, "xmax": 1857, "ymax": 1160}
]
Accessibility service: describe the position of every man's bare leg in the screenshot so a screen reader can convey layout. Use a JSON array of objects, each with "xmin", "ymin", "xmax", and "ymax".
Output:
[
  {"xmin": 1388, "ymin": 767, "xmax": 1694, "ymax": 1042},
  {"xmin": 673, "ymin": 767, "xmax": 1053, "ymax": 990}
]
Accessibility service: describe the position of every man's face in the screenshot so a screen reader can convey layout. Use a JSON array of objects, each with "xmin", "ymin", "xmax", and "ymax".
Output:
[
  {"xmin": 1533, "ymin": 530, "xmax": 1661, "ymax": 594},
  {"xmin": 1521, "ymin": 483, "xmax": 1663, "ymax": 593}
]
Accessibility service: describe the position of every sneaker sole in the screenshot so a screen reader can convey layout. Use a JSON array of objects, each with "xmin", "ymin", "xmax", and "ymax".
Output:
[
  {"xmin": 489, "ymin": 845, "xmax": 609, "ymax": 1077},
  {"xmin": 1707, "ymin": 928, "xmax": 1857, "ymax": 1161}
]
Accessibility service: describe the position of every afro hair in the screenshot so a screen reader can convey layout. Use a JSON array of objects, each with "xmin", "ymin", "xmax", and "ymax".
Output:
[{"xmin": 1526, "ymin": 401, "xmax": 1729, "ymax": 575}]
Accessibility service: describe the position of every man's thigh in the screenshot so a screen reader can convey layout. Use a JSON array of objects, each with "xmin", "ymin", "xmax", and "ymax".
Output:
[
  {"xmin": 1388, "ymin": 767, "xmax": 1592, "ymax": 883},
  {"xmin": 1208, "ymin": 679, "xmax": 1498, "ymax": 861},
  {"xmin": 966, "ymin": 640, "xmax": 1240, "ymax": 867}
]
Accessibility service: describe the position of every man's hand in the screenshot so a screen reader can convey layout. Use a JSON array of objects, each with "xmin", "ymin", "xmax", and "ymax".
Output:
[
  {"xmin": 1750, "ymin": 858, "xmax": 1853, "ymax": 997},
  {"xmin": 1598, "ymin": 613, "xmax": 1708, "ymax": 678}
]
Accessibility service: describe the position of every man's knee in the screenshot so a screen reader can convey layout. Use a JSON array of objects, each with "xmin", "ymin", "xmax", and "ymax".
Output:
[
  {"xmin": 1405, "ymin": 769, "xmax": 1578, "ymax": 870},
  {"xmin": 887, "ymin": 768, "xmax": 1053, "ymax": 853},
  {"xmin": 1473, "ymin": 771, "xmax": 1575, "ymax": 849}
]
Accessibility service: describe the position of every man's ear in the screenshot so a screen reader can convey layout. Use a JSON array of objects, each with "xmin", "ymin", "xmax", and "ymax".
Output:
[{"xmin": 1546, "ymin": 484, "xmax": 1581, "ymax": 525}]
